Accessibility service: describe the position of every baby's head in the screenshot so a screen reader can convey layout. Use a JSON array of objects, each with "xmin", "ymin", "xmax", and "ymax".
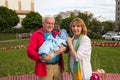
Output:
[{"xmin": 54, "ymin": 24, "xmax": 60, "ymax": 32}]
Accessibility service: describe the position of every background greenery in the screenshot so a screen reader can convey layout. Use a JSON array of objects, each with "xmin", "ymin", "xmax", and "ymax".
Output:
[
  {"xmin": 0, "ymin": 6, "xmax": 19, "ymax": 31},
  {"xmin": 0, "ymin": 6, "xmax": 116, "ymax": 37}
]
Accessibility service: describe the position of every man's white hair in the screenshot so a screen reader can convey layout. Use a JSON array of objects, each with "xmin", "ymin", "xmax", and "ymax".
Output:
[{"xmin": 42, "ymin": 15, "xmax": 55, "ymax": 23}]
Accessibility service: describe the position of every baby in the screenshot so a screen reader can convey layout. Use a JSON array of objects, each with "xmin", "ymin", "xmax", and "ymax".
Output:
[{"xmin": 38, "ymin": 29, "xmax": 68, "ymax": 62}]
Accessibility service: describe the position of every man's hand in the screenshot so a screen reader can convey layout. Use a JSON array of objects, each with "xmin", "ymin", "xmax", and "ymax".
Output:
[
  {"xmin": 54, "ymin": 45, "xmax": 66, "ymax": 55},
  {"xmin": 39, "ymin": 52, "xmax": 53, "ymax": 61}
]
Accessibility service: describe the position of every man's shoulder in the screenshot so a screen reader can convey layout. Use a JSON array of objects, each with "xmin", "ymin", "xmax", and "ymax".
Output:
[
  {"xmin": 32, "ymin": 29, "xmax": 43, "ymax": 34},
  {"xmin": 52, "ymin": 30, "xmax": 59, "ymax": 34},
  {"xmin": 31, "ymin": 29, "xmax": 43, "ymax": 37}
]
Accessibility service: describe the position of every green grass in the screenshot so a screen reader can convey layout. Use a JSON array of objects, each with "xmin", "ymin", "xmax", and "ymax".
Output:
[
  {"xmin": 63, "ymin": 46, "xmax": 120, "ymax": 73},
  {"xmin": 0, "ymin": 33, "xmax": 16, "ymax": 41},
  {"xmin": 0, "ymin": 49, "xmax": 34, "ymax": 77},
  {"xmin": 91, "ymin": 39, "xmax": 116, "ymax": 42},
  {"xmin": 63, "ymin": 53, "xmax": 69, "ymax": 71},
  {"xmin": 91, "ymin": 46, "xmax": 120, "ymax": 73},
  {"xmin": 0, "ymin": 38, "xmax": 120, "ymax": 78},
  {"xmin": 0, "ymin": 39, "xmax": 29, "ymax": 48},
  {"xmin": 0, "ymin": 46, "xmax": 120, "ymax": 78}
]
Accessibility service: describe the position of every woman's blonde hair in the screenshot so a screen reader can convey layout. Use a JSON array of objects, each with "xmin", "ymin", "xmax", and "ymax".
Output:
[{"xmin": 70, "ymin": 18, "xmax": 87, "ymax": 35}]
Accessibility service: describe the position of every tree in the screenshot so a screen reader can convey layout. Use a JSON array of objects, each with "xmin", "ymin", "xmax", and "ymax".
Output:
[
  {"xmin": 60, "ymin": 17, "xmax": 74, "ymax": 34},
  {"xmin": 77, "ymin": 12, "xmax": 93, "ymax": 30},
  {"xmin": 0, "ymin": 6, "xmax": 19, "ymax": 31},
  {"xmin": 55, "ymin": 15, "xmax": 62, "ymax": 24},
  {"xmin": 91, "ymin": 18, "xmax": 103, "ymax": 33},
  {"xmin": 22, "ymin": 11, "xmax": 42, "ymax": 31},
  {"xmin": 102, "ymin": 21, "xmax": 115, "ymax": 31}
]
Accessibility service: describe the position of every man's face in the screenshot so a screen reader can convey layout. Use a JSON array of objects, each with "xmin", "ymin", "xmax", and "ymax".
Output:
[{"xmin": 42, "ymin": 18, "xmax": 55, "ymax": 33}]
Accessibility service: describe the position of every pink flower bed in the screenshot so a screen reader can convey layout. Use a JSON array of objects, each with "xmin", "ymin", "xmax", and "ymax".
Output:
[
  {"xmin": 1, "ymin": 42, "xmax": 120, "ymax": 50},
  {"xmin": 1, "ymin": 45, "xmax": 27, "ymax": 50},
  {"xmin": 92, "ymin": 42, "xmax": 120, "ymax": 47}
]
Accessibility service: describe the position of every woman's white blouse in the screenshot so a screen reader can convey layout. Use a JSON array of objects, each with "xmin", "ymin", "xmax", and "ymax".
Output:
[{"xmin": 69, "ymin": 35, "xmax": 92, "ymax": 80}]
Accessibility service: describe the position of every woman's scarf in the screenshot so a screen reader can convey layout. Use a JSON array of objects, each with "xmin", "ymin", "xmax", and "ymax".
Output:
[
  {"xmin": 68, "ymin": 34, "xmax": 83, "ymax": 80},
  {"xmin": 73, "ymin": 34, "xmax": 83, "ymax": 80}
]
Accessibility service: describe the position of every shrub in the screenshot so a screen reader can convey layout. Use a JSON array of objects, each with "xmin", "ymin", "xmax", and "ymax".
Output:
[
  {"xmin": 22, "ymin": 11, "xmax": 42, "ymax": 31},
  {"xmin": 88, "ymin": 31, "xmax": 102, "ymax": 39},
  {"xmin": 0, "ymin": 6, "xmax": 19, "ymax": 31}
]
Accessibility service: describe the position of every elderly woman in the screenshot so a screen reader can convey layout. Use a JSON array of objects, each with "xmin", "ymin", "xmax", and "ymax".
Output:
[{"xmin": 67, "ymin": 18, "xmax": 92, "ymax": 80}]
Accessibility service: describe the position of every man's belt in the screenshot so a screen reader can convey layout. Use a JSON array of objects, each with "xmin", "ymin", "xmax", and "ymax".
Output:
[{"xmin": 46, "ymin": 61, "xmax": 59, "ymax": 65}]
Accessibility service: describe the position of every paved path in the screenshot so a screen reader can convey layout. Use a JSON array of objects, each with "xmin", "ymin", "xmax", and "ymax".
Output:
[{"xmin": 0, "ymin": 39, "xmax": 29, "ymax": 43}]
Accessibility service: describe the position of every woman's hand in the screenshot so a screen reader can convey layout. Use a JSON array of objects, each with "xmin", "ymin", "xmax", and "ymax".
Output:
[
  {"xmin": 67, "ymin": 37, "xmax": 74, "ymax": 50},
  {"xmin": 67, "ymin": 37, "xmax": 77, "ymax": 58},
  {"xmin": 67, "ymin": 37, "xmax": 72, "ymax": 45}
]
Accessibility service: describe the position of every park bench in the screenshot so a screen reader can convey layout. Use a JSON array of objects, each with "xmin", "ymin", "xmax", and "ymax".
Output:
[{"xmin": 16, "ymin": 33, "xmax": 32, "ymax": 39}]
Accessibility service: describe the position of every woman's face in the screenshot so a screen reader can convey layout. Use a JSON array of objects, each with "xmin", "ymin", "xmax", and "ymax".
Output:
[{"xmin": 71, "ymin": 22, "xmax": 82, "ymax": 37}]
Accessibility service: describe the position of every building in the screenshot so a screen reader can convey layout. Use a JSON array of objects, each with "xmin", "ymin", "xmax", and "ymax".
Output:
[
  {"xmin": 0, "ymin": 0, "xmax": 34, "ymax": 28},
  {"xmin": 115, "ymin": 0, "xmax": 120, "ymax": 31},
  {"xmin": 56, "ymin": 10, "xmax": 81, "ymax": 19},
  {"xmin": 55, "ymin": 10, "xmax": 93, "ymax": 19}
]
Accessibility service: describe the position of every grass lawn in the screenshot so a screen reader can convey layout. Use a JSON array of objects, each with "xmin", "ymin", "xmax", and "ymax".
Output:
[
  {"xmin": 0, "ymin": 49, "xmax": 34, "ymax": 77},
  {"xmin": 0, "ymin": 46, "xmax": 120, "ymax": 78},
  {"xmin": 0, "ymin": 39, "xmax": 29, "ymax": 48},
  {"xmin": 91, "ymin": 46, "xmax": 120, "ymax": 73},
  {"xmin": 0, "ymin": 35, "xmax": 120, "ymax": 78},
  {"xmin": 91, "ymin": 39, "xmax": 116, "ymax": 42},
  {"xmin": 0, "ymin": 33, "xmax": 16, "ymax": 41}
]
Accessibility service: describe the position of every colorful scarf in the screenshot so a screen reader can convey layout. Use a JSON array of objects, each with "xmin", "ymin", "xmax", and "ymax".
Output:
[
  {"xmin": 68, "ymin": 34, "xmax": 83, "ymax": 80},
  {"xmin": 73, "ymin": 34, "xmax": 83, "ymax": 80}
]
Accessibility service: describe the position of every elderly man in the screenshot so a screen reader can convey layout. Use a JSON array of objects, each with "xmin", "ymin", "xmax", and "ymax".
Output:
[{"xmin": 27, "ymin": 15, "xmax": 67, "ymax": 80}]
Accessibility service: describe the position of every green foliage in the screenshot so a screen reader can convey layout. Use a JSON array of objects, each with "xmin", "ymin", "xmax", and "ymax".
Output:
[
  {"xmin": 22, "ymin": 11, "xmax": 42, "ymax": 31},
  {"xmin": 55, "ymin": 15, "xmax": 62, "ymax": 24},
  {"xmin": 0, "ymin": 6, "xmax": 19, "ymax": 31},
  {"xmin": 87, "ymin": 31, "xmax": 102, "ymax": 39},
  {"xmin": 60, "ymin": 17, "xmax": 74, "ymax": 33},
  {"xmin": 55, "ymin": 11, "xmax": 115, "ymax": 37},
  {"xmin": 77, "ymin": 12, "xmax": 93, "ymax": 29},
  {"xmin": 91, "ymin": 18, "xmax": 102, "ymax": 33},
  {"xmin": 102, "ymin": 21, "xmax": 115, "ymax": 32}
]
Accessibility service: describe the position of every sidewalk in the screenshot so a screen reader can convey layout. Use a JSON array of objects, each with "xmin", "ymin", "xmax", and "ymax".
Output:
[
  {"xmin": 0, "ymin": 39, "xmax": 29, "ymax": 43},
  {"xmin": 0, "ymin": 72, "xmax": 120, "ymax": 80}
]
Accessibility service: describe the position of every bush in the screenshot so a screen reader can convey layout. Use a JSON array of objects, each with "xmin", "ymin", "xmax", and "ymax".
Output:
[
  {"xmin": 22, "ymin": 11, "xmax": 42, "ymax": 31},
  {"xmin": 88, "ymin": 31, "xmax": 102, "ymax": 39},
  {"xmin": 0, "ymin": 6, "xmax": 19, "ymax": 31}
]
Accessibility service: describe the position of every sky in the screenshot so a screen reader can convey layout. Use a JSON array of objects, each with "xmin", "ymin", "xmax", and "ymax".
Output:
[{"xmin": 34, "ymin": 0, "xmax": 115, "ymax": 21}]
